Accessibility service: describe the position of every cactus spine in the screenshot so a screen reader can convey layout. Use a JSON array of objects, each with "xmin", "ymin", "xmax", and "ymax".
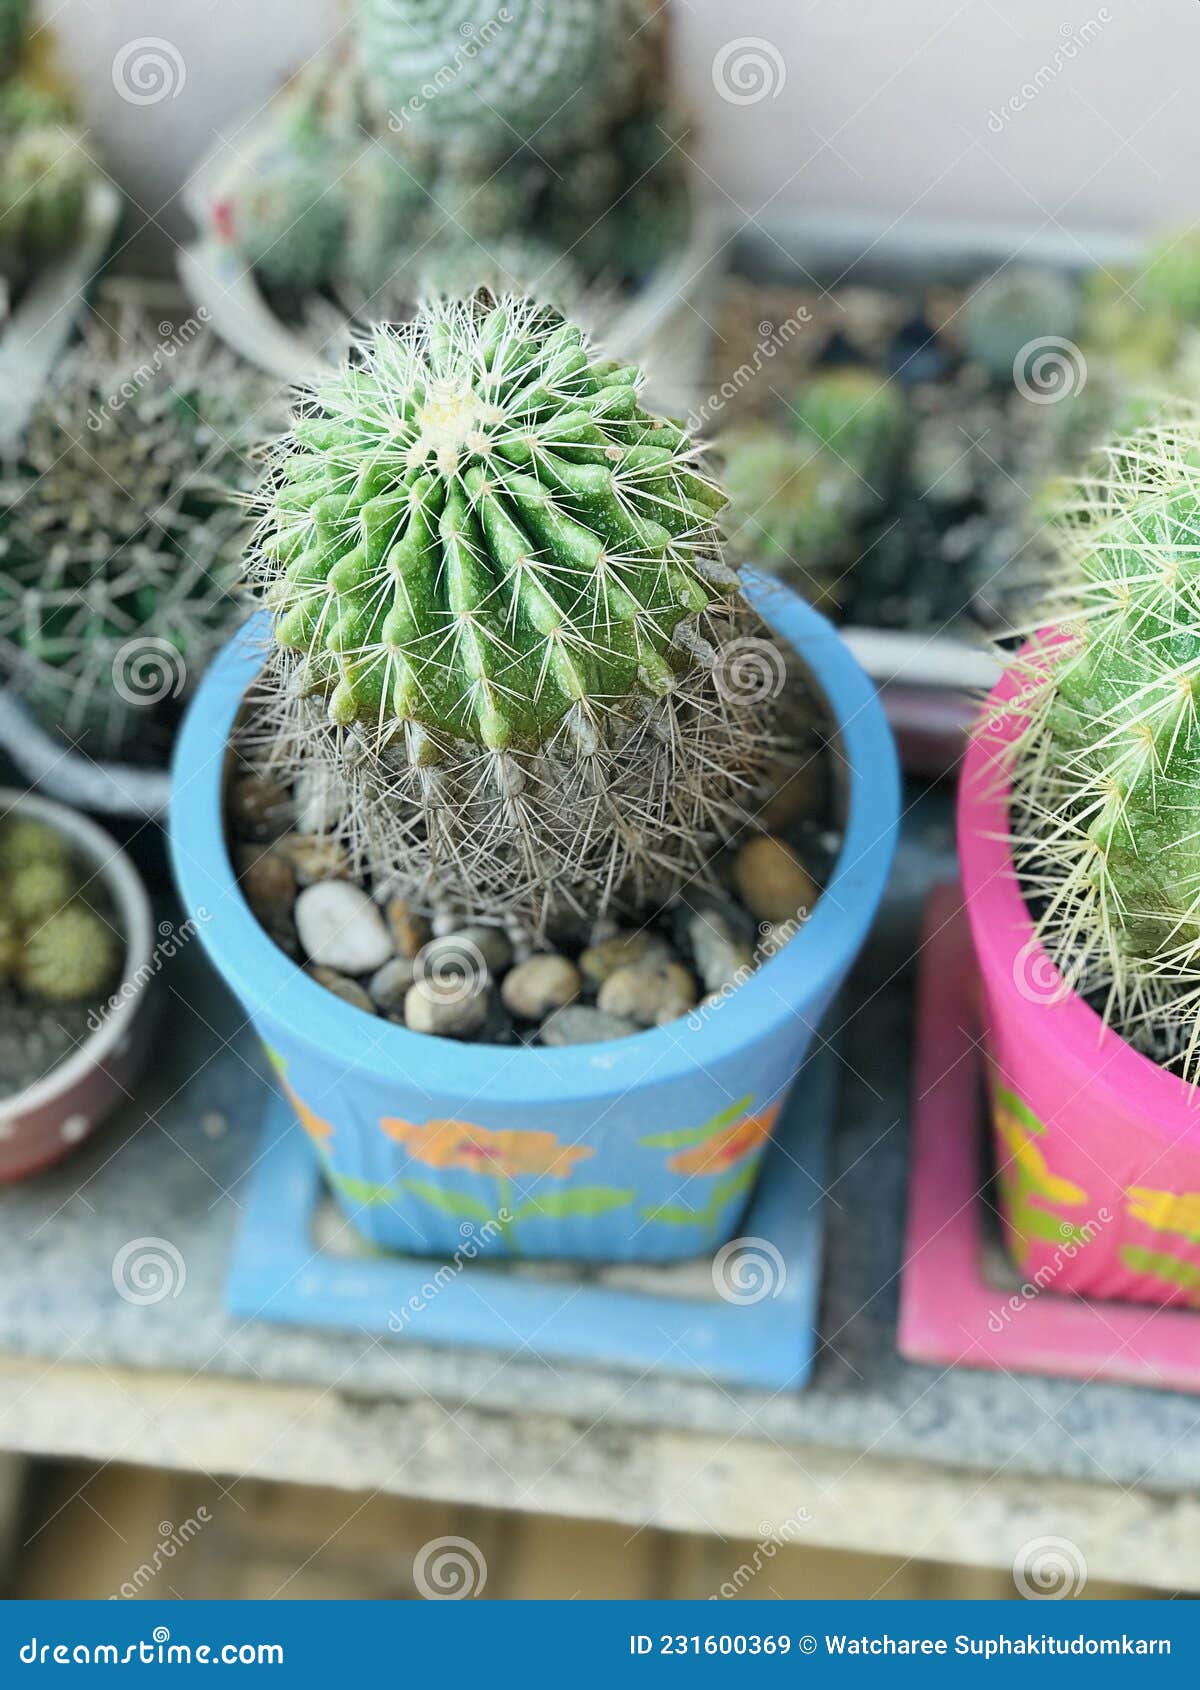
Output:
[
  {"xmin": 1007, "ymin": 412, "xmax": 1200, "ymax": 1074},
  {"xmin": 250, "ymin": 294, "xmax": 790, "ymax": 927}
]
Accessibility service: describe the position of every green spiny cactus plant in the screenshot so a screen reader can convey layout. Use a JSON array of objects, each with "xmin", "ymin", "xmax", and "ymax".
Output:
[
  {"xmin": 249, "ymin": 293, "xmax": 792, "ymax": 926},
  {"xmin": 961, "ymin": 266, "xmax": 1080, "ymax": 385},
  {"xmin": 0, "ymin": 814, "xmax": 71, "ymax": 873},
  {"xmin": 8, "ymin": 859, "xmax": 77, "ymax": 924},
  {"xmin": 216, "ymin": 141, "xmax": 349, "ymax": 293},
  {"xmin": 19, "ymin": 903, "xmax": 120, "ymax": 1003},
  {"xmin": 0, "ymin": 0, "xmax": 29, "ymax": 78},
  {"xmin": 1007, "ymin": 411, "xmax": 1200, "ymax": 1074},
  {"xmin": 789, "ymin": 367, "xmax": 907, "ymax": 488},
  {"xmin": 0, "ymin": 124, "xmax": 89, "ymax": 266},
  {"xmin": 0, "ymin": 316, "xmax": 285, "ymax": 757},
  {"xmin": 720, "ymin": 421, "xmax": 863, "ymax": 608},
  {"xmin": 361, "ymin": 0, "xmax": 624, "ymax": 154}
]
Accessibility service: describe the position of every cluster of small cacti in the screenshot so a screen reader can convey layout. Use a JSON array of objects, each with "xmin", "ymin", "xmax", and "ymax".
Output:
[
  {"xmin": 213, "ymin": 1, "xmax": 689, "ymax": 309},
  {"xmin": 0, "ymin": 310, "xmax": 286, "ymax": 757},
  {"xmin": 247, "ymin": 294, "xmax": 792, "ymax": 929},
  {"xmin": 0, "ymin": 816, "xmax": 122, "ymax": 1005},
  {"xmin": 1006, "ymin": 412, "xmax": 1200, "ymax": 1073}
]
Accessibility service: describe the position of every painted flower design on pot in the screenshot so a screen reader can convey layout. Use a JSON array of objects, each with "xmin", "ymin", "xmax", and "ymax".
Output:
[
  {"xmin": 379, "ymin": 1116, "xmax": 634, "ymax": 1241},
  {"xmin": 639, "ymin": 1095, "xmax": 780, "ymax": 1233},
  {"xmin": 381, "ymin": 1117, "xmax": 594, "ymax": 1179},
  {"xmin": 264, "ymin": 1046, "xmax": 334, "ymax": 1145}
]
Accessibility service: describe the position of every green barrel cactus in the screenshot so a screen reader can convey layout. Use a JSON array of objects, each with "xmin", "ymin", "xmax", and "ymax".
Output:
[
  {"xmin": 0, "ymin": 124, "xmax": 89, "ymax": 266},
  {"xmin": 1007, "ymin": 412, "xmax": 1200, "ymax": 1072},
  {"xmin": 251, "ymin": 293, "xmax": 788, "ymax": 926},
  {"xmin": 19, "ymin": 904, "xmax": 121, "ymax": 1004},
  {"xmin": 361, "ymin": 0, "xmax": 622, "ymax": 152},
  {"xmin": 0, "ymin": 316, "xmax": 284, "ymax": 757}
]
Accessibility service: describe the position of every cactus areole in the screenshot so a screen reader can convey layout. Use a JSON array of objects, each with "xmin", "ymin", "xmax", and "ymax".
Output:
[{"xmin": 257, "ymin": 296, "xmax": 732, "ymax": 751}]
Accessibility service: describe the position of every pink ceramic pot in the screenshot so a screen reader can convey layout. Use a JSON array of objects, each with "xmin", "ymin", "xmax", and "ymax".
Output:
[
  {"xmin": 0, "ymin": 791, "xmax": 156, "ymax": 1180},
  {"xmin": 959, "ymin": 659, "xmax": 1200, "ymax": 1308}
]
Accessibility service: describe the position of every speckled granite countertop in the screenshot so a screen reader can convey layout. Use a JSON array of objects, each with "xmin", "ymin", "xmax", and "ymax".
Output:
[{"xmin": 1, "ymin": 790, "xmax": 1198, "ymax": 1508}]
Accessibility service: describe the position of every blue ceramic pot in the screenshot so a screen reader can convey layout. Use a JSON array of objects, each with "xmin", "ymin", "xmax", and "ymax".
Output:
[{"xmin": 170, "ymin": 580, "xmax": 899, "ymax": 1262}]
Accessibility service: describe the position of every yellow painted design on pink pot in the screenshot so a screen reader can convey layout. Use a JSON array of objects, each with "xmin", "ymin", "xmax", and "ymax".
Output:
[
  {"xmin": 1126, "ymin": 1187, "xmax": 1200, "ymax": 1245},
  {"xmin": 381, "ymin": 1116, "xmax": 593, "ymax": 1179},
  {"xmin": 992, "ymin": 1083, "xmax": 1090, "ymax": 1267}
]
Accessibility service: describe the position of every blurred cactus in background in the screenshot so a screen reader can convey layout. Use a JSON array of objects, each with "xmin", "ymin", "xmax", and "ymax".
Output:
[
  {"xmin": 0, "ymin": 124, "xmax": 90, "ymax": 267},
  {"xmin": 210, "ymin": 0, "xmax": 692, "ymax": 315},
  {"xmin": 960, "ymin": 266, "xmax": 1079, "ymax": 386},
  {"xmin": 0, "ymin": 312, "xmax": 286, "ymax": 758}
]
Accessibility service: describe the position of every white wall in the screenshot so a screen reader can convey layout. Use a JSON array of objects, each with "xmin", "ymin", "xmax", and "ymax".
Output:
[{"xmin": 42, "ymin": 0, "xmax": 1192, "ymax": 260}]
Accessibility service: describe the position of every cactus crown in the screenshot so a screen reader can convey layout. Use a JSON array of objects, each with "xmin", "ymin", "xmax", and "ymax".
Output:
[
  {"xmin": 248, "ymin": 294, "xmax": 793, "ymax": 930},
  {"xmin": 257, "ymin": 294, "xmax": 731, "ymax": 751},
  {"xmin": 1006, "ymin": 411, "xmax": 1200, "ymax": 1073}
]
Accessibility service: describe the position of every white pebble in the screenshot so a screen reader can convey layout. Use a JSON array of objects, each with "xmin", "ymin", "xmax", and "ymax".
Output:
[{"xmin": 295, "ymin": 881, "xmax": 395, "ymax": 974}]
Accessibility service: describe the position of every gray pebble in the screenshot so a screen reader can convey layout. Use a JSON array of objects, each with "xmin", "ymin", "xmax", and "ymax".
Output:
[
  {"xmin": 597, "ymin": 961, "xmax": 698, "ymax": 1028},
  {"xmin": 502, "ymin": 954, "xmax": 581, "ymax": 1021},
  {"xmin": 579, "ymin": 931, "xmax": 674, "ymax": 987},
  {"xmin": 295, "ymin": 881, "xmax": 395, "ymax": 974},
  {"xmin": 309, "ymin": 967, "xmax": 376, "ymax": 1015},
  {"xmin": 404, "ymin": 978, "xmax": 491, "ymax": 1038},
  {"xmin": 368, "ymin": 955, "xmax": 417, "ymax": 1013},
  {"xmin": 686, "ymin": 910, "xmax": 756, "ymax": 993},
  {"xmin": 539, "ymin": 1005, "xmax": 640, "ymax": 1046}
]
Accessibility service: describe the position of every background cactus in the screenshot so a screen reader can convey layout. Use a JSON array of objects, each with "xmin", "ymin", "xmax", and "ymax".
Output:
[
  {"xmin": 0, "ymin": 0, "xmax": 28, "ymax": 78},
  {"xmin": 0, "ymin": 311, "xmax": 285, "ymax": 757},
  {"xmin": 248, "ymin": 294, "xmax": 794, "ymax": 928},
  {"xmin": 0, "ymin": 815, "xmax": 122, "ymax": 1006},
  {"xmin": 0, "ymin": 123, "xmax": 89, "ymax": 268},
  {"xmin": 961, "ymin": 266, "xmax": 1080, "ymax": 385},
  {"xmin": 1006, "ymin": 411, "xmax": 1200, "ymax": 1074},
  {"xmin": 360, "ymin": 0, "xmax": 629, "ymax": 153}
]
